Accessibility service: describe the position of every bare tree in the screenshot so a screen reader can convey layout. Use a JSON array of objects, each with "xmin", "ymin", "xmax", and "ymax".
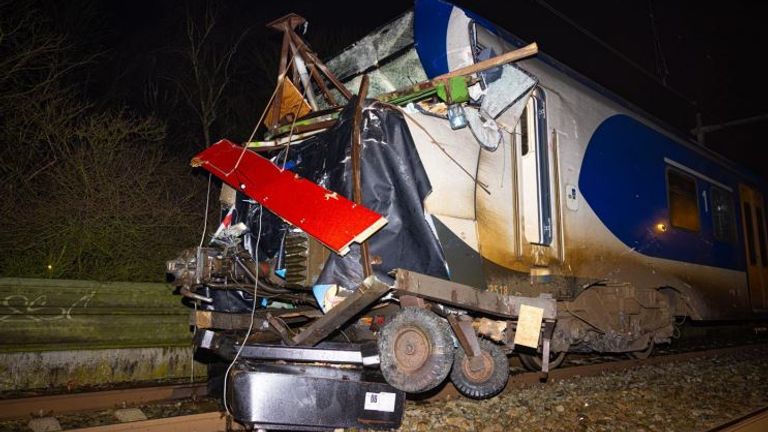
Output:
[
  {"xmin": 0, "ymin": 0, "xmax": 94, "ymax": 187},
  {"xmin": 0, "ymin": 1, "xmax": 210, "ymax": 281},
  {"xmin": 176, "ymin": 2, "xmax": 249, "ymax": 147}
]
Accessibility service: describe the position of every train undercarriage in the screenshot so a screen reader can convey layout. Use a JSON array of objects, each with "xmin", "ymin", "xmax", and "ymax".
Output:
[{"xmin": 167, "ymin": 236, "xmax": 677, "ymax": 429}]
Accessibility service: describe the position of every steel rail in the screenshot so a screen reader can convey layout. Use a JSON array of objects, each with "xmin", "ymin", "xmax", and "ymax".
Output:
[
  {"xmin": 422, "ymin": 343, "xmax": 768, "ymax": 402},
  {"xmin": 705, "ymin": 406, "xmax": 768, "ymax": 432},
  {"xmin": 0, "ymin": 382, "xmax": 207, "ymax": 421},
  {"xmin": 3, "ymin": 344, "xmax": 765, "ymax": 431}
]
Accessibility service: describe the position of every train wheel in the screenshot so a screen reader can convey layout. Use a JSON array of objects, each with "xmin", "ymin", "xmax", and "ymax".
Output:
[
  {"xmin": 628, "ymin": 341, "xmax": 655, "ymax": 360},
  {"xmin": 518, "ymin": 351, "xmax": 566, "ymax": 371},
  {"xmin": 377, "ymin": 307, "xmax": 454, "ymax": 393},
  {"xmin": 450, "ymin": 338, "xmax": 509, "ymax": 399}
]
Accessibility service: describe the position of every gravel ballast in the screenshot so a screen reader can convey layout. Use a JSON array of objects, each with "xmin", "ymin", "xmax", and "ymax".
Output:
[{"xmin": 398, "ymin": 347, "xmax": 768, "ymax": 432}]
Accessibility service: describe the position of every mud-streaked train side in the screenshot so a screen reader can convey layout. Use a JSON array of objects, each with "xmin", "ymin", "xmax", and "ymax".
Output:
[{"xmin": 328, "ymin": 0, "xmax": 768, "ymax": 355}]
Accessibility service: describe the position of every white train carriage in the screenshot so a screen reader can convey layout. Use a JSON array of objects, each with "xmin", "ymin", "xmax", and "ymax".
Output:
[
  {"xmin": 327, "ymin": 0, "xmax": 768, "ymax": 358},
  {"xmin": 169, "ymin": 0, "xmax": 768, "ymax": 416}
]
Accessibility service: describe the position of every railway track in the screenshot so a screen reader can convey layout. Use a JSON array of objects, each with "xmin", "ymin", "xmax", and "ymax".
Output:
[
  {"xmin": 705, "ymin": 406, "xmax": 768, "ymax": 432},
  {"xmin": 0, "ymin": 382, "xmax": 208, "ymax": 421},
  {"xmin": 65, "ymin": 412, "xmax": 242, "ymax": 432},
  {"xmin": 1, "ymin": 342, "xmax": 765, "ymax": 431},
  {"xmin": 422, "ymin": 342, "xmax": 768, "ymax": 402}
]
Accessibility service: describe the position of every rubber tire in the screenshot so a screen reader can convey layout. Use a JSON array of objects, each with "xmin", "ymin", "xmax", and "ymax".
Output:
[
  {"xmin": 450, "ymin": 338, "xmax": 510, "ymax": 399},
  {"xmin": 377, "ymin": 307, "xmax": 454, "ymax": 393},
  {"xmin": 518, "ymin": 350, "xmax": 566, "ymax": 371}
]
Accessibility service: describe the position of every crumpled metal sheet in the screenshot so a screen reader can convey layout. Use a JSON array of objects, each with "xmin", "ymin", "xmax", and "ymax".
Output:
[
  {"xmin": 467, "ymin": 64, "xmax": 536, "ymax": 151},
  {"xmin": 326, "ymin": 12, "xmax": 415, "ymax": 82},
  {"xmin": 481, "ymin": 63, "xmax": 537, "ymax": 119},
  {"xmin": 465, "ymin": 108, "xmax": 503, "ymax": 151}
]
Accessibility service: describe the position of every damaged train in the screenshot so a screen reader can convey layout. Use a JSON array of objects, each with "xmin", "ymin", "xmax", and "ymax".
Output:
[{"xmin": 166, "ymin": 0, "xmax": 768, "ymax": 424}]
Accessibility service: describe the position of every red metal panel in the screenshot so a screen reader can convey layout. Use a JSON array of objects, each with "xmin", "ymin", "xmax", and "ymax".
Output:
[{"xmin": 192, "ymin": 139, "xmax": 386, "ymax": 255}]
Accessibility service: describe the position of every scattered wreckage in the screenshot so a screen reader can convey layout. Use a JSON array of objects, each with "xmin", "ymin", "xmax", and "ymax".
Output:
[
  {"xmin": 166, "ymin": 0, "xmax": 755, "ymax": 429},
  {"xmin": 167, "ymin": 11, "xmax": 557, "ymax": 430}
]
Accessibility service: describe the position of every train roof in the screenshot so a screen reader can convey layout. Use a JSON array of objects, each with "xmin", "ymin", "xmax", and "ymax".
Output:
[{"xmin": 326, "ymin": 0, "xmax": 766, "ymax": 189}]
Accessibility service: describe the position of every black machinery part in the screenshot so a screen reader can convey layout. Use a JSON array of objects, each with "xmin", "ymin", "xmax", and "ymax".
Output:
[
  {"xmin": 628, "ymin": 340, "xmax": 655, "ymax": 360},
  {"xmin": 227, "ymin": 362, "xmax": 404, "ymax": 430},
  {"xmin": 518, "ymin": 351, "xmax": 566, "ymax": 371}
]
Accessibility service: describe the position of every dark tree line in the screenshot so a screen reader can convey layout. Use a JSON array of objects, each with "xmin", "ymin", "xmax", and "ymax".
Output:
[
  {"xmin": 0, "ymin": 1, "xmax": 214, "ymax": 281},
  {"xmin": 0, "ymin": 0, "xmax": 401, "ymax": 281}
]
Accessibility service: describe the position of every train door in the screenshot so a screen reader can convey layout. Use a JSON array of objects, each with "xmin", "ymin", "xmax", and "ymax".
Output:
[
  {"xmin": 518, "ymin": 87, "xmax": 553, "ymax": 247},
  {"xmin": 739, "ymin": 184, "xmax": 768, "ymax": 310}
]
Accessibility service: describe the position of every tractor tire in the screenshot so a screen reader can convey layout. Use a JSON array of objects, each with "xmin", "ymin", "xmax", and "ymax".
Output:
[
  {"xmin": 450, "ymin": 338, "xmax": 509, "ymax": 399},
  {"xmin": 377, "ymin": 307, "xmax": 454, "ymax": 393}
]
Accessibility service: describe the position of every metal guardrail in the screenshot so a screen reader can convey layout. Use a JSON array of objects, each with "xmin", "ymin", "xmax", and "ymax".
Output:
[
  {"xmin": 0, "ymin": 277, "xmax": 189, "ymax": 352},
  {"xmin": 0, "ymin": 278, "xmax": 199, "ymax": 391}
]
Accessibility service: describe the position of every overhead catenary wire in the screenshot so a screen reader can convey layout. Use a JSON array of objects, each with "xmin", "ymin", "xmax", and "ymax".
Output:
[
  {"xmin": 648, "ymin": 0, "xmax": 669, "ymax": 85},
  {"xmin": 198, "ymin": 174, "xmax": 213, "ymax": 247},
  {"xmin": 534, "ymin": 0, "xmax": 692, "ymax": 105}
]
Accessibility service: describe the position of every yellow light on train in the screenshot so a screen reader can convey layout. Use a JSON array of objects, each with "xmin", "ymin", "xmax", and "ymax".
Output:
[
  {"xmin": 47, "ymin": 264, "xmax": 53, "ymax": 270},
  {"xmin": 655, "ymin": 223, "xmax": 667, "ymax": 233}
]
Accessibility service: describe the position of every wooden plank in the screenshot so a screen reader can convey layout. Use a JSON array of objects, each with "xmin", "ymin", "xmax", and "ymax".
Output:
[
  {"xmin": 350, "ymin": 75, "xmax": 373, "ymax": 278},
  {"xmin": 191, "ymin": 139, "xmax": 387, "ymax": 256},
  {"xmin": 305, "ymin": 59, "xmax": 337, "ymax": 106},
  {"xmin": 392, "ymin": 269, "xmax": 557, "ymax": 319},
  {"xmin": 69, "ymin": 411, "xmax": 245, "ymax": 432},
  {"xmin": 192, "ymin": 308, "xmax": 321, "ymax": 330},
  {"xmin": 291, "ymin": 276, "xmax": 390, "ymax": 346},
  {"xmin": 376, "ymin": 43, "xmax": 538, "ymax": 106},
  {"xmin": 434, "ymin": 42, "xmax": 538, "ymax": 80},
  {"xmin": 264, "ymin": 78, "xmax": 312, "ymax": 127},
  {"xmin": 287, "ymin": 30, "xmax": 353, "ymax": 100},
  {"xmin": 0, "ymin": 383, "xmax": 206, "ymax": 420}
]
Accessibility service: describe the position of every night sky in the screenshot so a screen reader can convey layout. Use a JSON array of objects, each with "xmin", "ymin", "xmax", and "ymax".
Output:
[{"xmin": 53, "ymin": 0, "xmax": 768, "ymax": 179}]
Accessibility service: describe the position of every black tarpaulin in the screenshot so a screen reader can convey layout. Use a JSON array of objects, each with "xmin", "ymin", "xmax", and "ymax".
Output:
[{"xmin": 264, "ymin": 98, "xmax": 448, "ymax": 290}]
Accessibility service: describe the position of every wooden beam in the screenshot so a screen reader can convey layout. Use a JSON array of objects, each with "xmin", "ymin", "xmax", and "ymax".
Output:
[
  {"xmin": 291, "ymin": 276, "xmax": 390, "ymax": 346},
  {"xmin": 288, "ymin": 30, "xmax": 353, "ymax": 100},
  {"xmin": 351, "ymin": 75, "xmax": 372, "ymax": 278},
  {"xmin": 304, "ymin": 56, "xmax": 338, "ymax": 106},
  {"xmin": 267, "ymin": 24, "xmax": 292, "ymax": 130},
  {"xmin": 434, "ymin": 42, "xmax": 539, "ymax": 80}
]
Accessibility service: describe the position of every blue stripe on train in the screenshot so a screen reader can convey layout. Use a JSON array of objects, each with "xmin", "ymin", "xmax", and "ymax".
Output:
[
  {"xmin": 414, "ymin": 0, "xmax": 747, "ymax": 271},
  {"xmin": 414, "ymin": 0, "xmax": 452, "ymax": 78},
  {"xmin": 579, "ymin": 114, "xmax": 744, "ymax": 271}
]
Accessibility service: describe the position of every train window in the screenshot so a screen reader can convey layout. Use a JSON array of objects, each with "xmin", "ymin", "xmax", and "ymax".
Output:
[
  {"xmin": 711, "ymin": 187, "xmax": 736, "ymax": 242},
  {"xmin": 520, "ymin": 106, "xmax": 529, "ymax": 155},
  {"xmin": 518, "ymin": 88, "xmax": 552, "ymax": 245},
  {"xmin": 744, "ymin": 202, "xmax": 757, "ymax": 266},
  {"xmin": 666, "ymin": 168, "xmax": 700, "ymax": 231},
  {"xmin": 757, "ymin": 207, "xmax": 768, "ymax": 267},
  {"xmin": 515, "ymin": 87, "xmax": 552, "ymax": 246}
]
